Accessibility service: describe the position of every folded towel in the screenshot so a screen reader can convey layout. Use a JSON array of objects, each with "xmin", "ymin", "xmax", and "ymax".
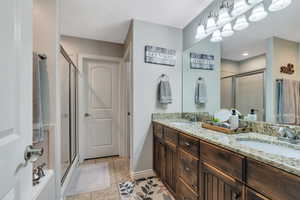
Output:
[
  {"xmin": 158, "ymin": 80, "xmax": 172, "ymax": 104},
  {"xmin": 195, "ymin": 79, "xmax": 207, "ymax": 104}
]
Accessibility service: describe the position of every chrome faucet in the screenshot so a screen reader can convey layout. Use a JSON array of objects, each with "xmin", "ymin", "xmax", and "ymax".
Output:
[
  {"xmin": 278, "ymin": 127, "xmax": 300, "ymax": 144},
  {"xmin": 33, "ymin": 163, "xmax": 46, "ymax": 186}
]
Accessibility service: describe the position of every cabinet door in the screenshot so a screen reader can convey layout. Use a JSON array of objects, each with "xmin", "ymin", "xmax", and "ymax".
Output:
[
  {"xmin": 154, "ymin": 137, "xmax": 165, "ymax": 180},
  {"xmin": 165, "ymin": 142, "xmax": 177, "ymax": 194},
  {"xmin": 246, "ymin": 188, "xmax": 270, "ymax": 200},
  {"xmin": 200, "ymin": 162, "xmax": 244, "ymax": 200}
]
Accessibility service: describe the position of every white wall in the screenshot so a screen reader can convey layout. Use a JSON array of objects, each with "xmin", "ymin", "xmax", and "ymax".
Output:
[
  {"xmin": 182, "ymin": 39, "xmax": 221, "ymax": 114},
  {"xmin": 266, "ymin": 37, "xmax": 300, "ymax": 122},
  {"xmin": 221, "ymin": 59, "xmax": 240, "ymax": 77},
  {"xmin": 221, "ymin": 54, "xmax": 266, "ymax": 77},
  {"xmin": 60, "ymin": 35, "xmax": 124, "ymax": 61},
  {"xmin": 132, "ymin": 20, "xmax": 183, "ymax": 173},
  {"xmin": 33, "ymin": 0, "xmax": 60, "ymax": 199}
]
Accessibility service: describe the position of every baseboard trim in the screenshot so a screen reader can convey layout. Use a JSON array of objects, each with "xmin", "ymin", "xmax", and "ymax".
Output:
[{"xmin": 130, "ymin": 169, "xmax": 156, "ymax": 180}]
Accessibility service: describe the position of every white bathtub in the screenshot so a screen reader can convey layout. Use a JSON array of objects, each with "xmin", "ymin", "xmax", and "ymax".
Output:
[{"xmin": 33, "ymin": 169, "xmax": 55, "ymax": 200}]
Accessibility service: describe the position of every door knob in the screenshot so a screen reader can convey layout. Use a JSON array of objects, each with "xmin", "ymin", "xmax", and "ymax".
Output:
[
  {"xmin": 85, "ymin": 113, "xmax": 91, "ymax": 117},
  {"xmin": 24, "ymin": 145, "xmax": 43, "ymax": 163}
]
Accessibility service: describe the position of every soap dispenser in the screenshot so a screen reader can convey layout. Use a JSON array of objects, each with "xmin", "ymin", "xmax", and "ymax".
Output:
[
  {"xmin": 230, "ymin": 110, "xmax": 239, "ymax": 130},
  {"xmin": 247, "ymin": 109, "xmax": 257, "ymax": 121}
]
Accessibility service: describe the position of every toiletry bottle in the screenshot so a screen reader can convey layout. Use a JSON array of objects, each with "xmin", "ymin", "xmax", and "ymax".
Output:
[
  {"xmin": 248, "ymin": 109, "xmax": 257, "ymax": 121},
  {"xmin": 230, "ymin": 110, "xmax": 239, "ymax": 130}
]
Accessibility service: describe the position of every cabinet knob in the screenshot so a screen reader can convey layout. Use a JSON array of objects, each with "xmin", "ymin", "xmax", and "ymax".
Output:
[
  {"xmin": 184, "ymin": 165, "xmax": 191, "ymax": 172},
  {"xmin": 184, "ymin": 142, "xmax": 191, "ymax": 147}
]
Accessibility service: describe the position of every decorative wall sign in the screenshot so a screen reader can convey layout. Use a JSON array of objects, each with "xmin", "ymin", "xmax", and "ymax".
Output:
[
  {"xmin": 145, "ymin": 45, "xmax": 176, "ymax": 66},
  {"xmin": 280, "ymin": 63, "xmax": 295, "ymax": 75},
  {"xmin": 190, "ymin": 53, "xmax": 214, "ymax": 70}
]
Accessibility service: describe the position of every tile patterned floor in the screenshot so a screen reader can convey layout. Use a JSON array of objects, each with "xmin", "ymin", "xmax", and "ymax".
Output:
[{"xmin": 66, "ymin": 156, "xmax": 131, "ymax": 200}]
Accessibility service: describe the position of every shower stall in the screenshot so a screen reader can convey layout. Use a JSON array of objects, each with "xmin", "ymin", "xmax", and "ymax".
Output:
[
  {"xmin": 59, "ymin": 46, "xmax": 78, "ymax": 184},
  {"xmin": 221, "ymin": 69, "xmax": 266, "ymax": 121}
]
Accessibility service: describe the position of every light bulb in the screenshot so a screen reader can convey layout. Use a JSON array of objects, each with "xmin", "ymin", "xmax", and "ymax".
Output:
[
  {"xmin": 221, "ymin": 23, "xmax": 234, "ymax": 37},
  {"xmin": 210, "ymin": 30, "xmax": 222, "ymax": 42},
  {"xmin": 248, "ymin": 0, "xmax": 263, "ymax": 5},
  {"xmin": 233, "ymin": 15, "xmax": 249, "ymax": 31},
  {"xmin": 195, "ymin": 24, "xmax": 207, "ymax": 40},
  {"xmin": 206, "ymin": 16, "xmax": 217, "ymax": 33},
  {"xmin": 269, "ymin": 0, "xmax": 292, "ymax": 12},
  {"xmin": 217, "ymin": 7, "xmax": 232, "ymax": 26},
  {"xmin": 249, "ymin": 3, "xmax": 268, "ymax": 22},
  {"xmin": 231, "ymin": 0, "xmax": 250, "ymax": 17}
]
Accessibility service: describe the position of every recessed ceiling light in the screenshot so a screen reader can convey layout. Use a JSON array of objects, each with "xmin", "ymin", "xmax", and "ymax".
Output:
[{"xmin": 242, "ymin": 52, "xmax": 249, "ymax": 56}]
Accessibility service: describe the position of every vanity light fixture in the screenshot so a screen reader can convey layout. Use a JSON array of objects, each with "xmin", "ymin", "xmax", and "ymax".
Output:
[
  {"xmin": 249, "ymin": 3, "xmax": 268, "ymax": 22},
  {"xmin": 194, "ymin": 0, "xmax": 293, "ymax": 42},
  {"xmin": 242, "ymin": 52, "xmax": 249, "ymax": 56},
  {"xmin": 210, "ymin": 30, "xmax": 222, "ymax": 42},
  {"xmin": 217, "ymin": 6, "xmax": 232, "ymax": 26},
  {"xmin": 195, "ymin": 24, "xmax": 207, "ymax": 40},
  {"xmin": 233, "ymin": 15, "xmax": 249, "ymax": 31},
  {"xmin": 206, "ymin": 15, "xmax": 217, "ymax": 33},
  {"xmin": 269, "ymin": 0, "xmax": 292, "ymax": 12},
  {"xmin": 221, "ymin": 23, "xmax": 234, "ymax": 37},
  {"xmin": 231, "ymin": 0, "xmax": 249, "ymax": 17}
]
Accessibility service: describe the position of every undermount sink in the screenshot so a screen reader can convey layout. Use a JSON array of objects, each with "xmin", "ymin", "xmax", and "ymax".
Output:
[
  {"xmin": 236, "ymin": 138, "xmax": 300, "ymax": 159},
  {"xmin": 169, "ymin": 122, "xmax": 193, "ymax": 126}
]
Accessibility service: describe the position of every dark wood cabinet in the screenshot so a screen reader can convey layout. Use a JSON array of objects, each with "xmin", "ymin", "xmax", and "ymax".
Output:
[
  {"xmin": 246, "ymin": 158, "xmax": 300, "ymax": 200},
  {"xmin": 153, "ymin": 122, "xmax": 300, "ymax": 200},
  {"xmin": 246, "ymin": 188, "xmax": 270, "ymax": 200},
  {"xmin": 179, "ymin": 133, "xmax": 200, "ymax": 157},
  {"xmin": 200, "ymin": 162, "xmax": 243, "ymax": 200},
  {"xmin": 200, "ymin": 141, "xmax": 245, "ymax": 181},
  {"xmin": 153, "ymin": 137, "xmax": 165, "ymax": 180},
  {"xmin": 178, "ymin": 149, "xmax": 199, "ymax": 193},
  {"xmin": 177, "ymin": 177, "xmax": 198, "ymax": 200},
  {"xmin": 165, "ymin": 142, "xmax": 177, "ymax": 195}
]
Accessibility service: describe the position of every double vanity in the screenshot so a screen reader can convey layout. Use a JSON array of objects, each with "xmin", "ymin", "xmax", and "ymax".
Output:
[{"xmin": 152, "ymin": 116, "xmax": 300, "ymax": 200}]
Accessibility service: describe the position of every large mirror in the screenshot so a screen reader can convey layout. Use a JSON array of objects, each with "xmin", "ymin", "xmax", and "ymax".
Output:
[{"xmin": 182, "ymin": 0, "xmax": 300, "ymax": 125}]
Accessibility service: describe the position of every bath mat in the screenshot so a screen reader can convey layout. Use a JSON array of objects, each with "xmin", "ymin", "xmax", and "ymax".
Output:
[
  {"xmin": 66, "ymin": 162, "xmax": 110, "ymax": 196},
  {"xmin": 118, "ymin": 177, "xmax": 174, "ymax": 200}
]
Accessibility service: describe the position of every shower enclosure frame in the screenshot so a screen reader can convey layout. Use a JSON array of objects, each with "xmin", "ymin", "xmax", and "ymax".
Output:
[
  {"xmin": 60, "ymin": 45, "xmax": 79, "ymax": 184},
  {"xmin": 221, "ymin": 68, "xmax": 266, "ymax": 121}
]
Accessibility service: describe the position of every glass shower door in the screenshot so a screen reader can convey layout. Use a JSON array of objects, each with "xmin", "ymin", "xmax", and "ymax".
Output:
[
  {"xmin": 59, "ymin": 53, "xmax": 71, "ymax": 180},
  {"xmin": 221, "ymin": 77, "xmax": 233, "ymax": 109},
  {"xmin": 235, "ymin": 73, "xmax": 265, "ymax": 121}
]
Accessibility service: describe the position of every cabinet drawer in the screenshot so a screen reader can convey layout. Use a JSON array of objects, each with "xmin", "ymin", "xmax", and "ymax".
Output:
[
  {"xmin": 177, "ymin": 177, "xmax": 198, "ymax": 200},
  {"xmin": 153, "ymin": 123, "xmax": 163, "ymax": 139},
  {"xmin": 178, "ymin": 149, "xmax": 199, "ymax": 192},
  {"xmin": 200, "ymin": 141, "xmax": 244, "ymax": 181},
  {"xmin": 179, "ymin": 133, "xmax": 200, "ymax": 157},
  {"xmin": 246, "ymin": 158, "xmax": 300, "ymax": 200},
  {"xmin": 246, "ymin": 187, "xmax": 270, "ymax": 200},
  {"xmin": 164, "ymin": 127, "xmax": 178, "ymax": 145}
]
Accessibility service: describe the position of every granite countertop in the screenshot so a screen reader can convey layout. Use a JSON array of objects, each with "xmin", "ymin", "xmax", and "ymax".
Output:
[{"xmin": 153, "ymin": 118, "xmax": 300, "ymax": 177}]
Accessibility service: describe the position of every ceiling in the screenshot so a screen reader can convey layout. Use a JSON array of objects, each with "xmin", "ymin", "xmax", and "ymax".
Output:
[
  {"xmin": 221, "ymin": 0, "xmax": 300, "ymax": 61},
  {"xmin": 61, "ymin": 0, "xmax": 213, "ymax": 44}
]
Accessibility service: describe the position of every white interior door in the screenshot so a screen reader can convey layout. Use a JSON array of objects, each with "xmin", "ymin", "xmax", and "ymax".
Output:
[
  {"xmin": 0, "ymin": 0, "xmax": 33, "ymax": 199},
  {"xmin": 84, "ymin": 59, "xmax": 120, "ymax": 159}
]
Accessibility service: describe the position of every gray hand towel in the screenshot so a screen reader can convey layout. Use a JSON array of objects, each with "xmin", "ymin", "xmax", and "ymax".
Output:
[
  {"xmin": 158, "ymin": 80, "xmax": 172, "ymax": 104},
  {"xmin": 195, "ymin": 79, "xmax": 207, "ymax": 104}
]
